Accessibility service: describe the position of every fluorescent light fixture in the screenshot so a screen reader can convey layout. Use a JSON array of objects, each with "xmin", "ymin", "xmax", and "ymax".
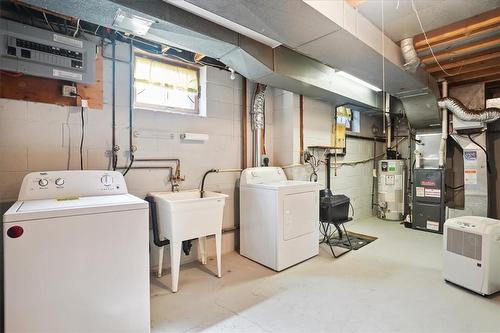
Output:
[
  {"xmin": 113, "ymin": 8, "xmax": 154, "ymax": 36},
  {"xmin": 337, "ymin": 71, "xmax": 382, "ymax": 92},
  {"xmin": 164, "ymin": 0, "xmax": 281, "ymax": 48}
]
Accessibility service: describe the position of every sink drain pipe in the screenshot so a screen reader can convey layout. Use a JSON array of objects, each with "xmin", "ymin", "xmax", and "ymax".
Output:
[
  {"xmin": 144, "ymin": 196, "xmax": 169, "ymax": 247},
  {"xmin": 145, "ymin": 195, "xmax": 193, "ymax": 255}
]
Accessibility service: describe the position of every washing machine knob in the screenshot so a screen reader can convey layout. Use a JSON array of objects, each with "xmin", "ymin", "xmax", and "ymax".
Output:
[
  {"xmin": 55, "ymin": 178, "xmax": 65, "ymax": 186},
  {"xmin": 101, "ymin": 175, "xmax": 113, "ymax": 186},
  {"xmin": 38, "ymin": 179, "xmax": 49, "ymax": 187}
]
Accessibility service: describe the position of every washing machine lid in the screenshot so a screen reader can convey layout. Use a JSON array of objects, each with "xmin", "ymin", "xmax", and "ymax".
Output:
[{"xmin": 3, "ymin": 194, "xmax": 147, "ymax": 223}]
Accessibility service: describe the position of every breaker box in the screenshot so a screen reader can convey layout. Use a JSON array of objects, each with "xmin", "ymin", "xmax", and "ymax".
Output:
[
  {"xmin": 412, "ymin": 168, "xmax": 446, "ymax": 234},
  {"xmin": 0, "ymin": 19, "xmax": 96, "ymax": 83}
]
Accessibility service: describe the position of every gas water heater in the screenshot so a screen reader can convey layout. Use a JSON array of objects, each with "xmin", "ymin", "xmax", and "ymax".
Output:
[{"xmin": 377, "ymin": 159, "xmax": 405, "ymax": 220}]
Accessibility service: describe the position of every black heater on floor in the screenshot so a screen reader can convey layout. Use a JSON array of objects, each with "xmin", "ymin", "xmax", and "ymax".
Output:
[{"xmin": 319, "ymin": 153, "xmax": 353, "ymax": 258}]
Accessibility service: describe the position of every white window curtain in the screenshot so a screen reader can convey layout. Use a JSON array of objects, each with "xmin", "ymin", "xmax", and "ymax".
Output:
[{"xmin": 134, "ymin": 56, "xmax": 199, "ymax": 113}]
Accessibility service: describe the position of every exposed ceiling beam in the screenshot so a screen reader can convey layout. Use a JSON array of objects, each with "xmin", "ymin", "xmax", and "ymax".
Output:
[
  {"xmin": 346, "ymin": 0, "xmax": 366, "ymax": 9},
  {"xmin": 424, "ymin": 47, "xmax": 500, "ymax": 73},
  {"xmin": 446, "ymin": 66, "xmax": 500, "ymax": 84},
  {"xmin": 414, "ymin": 8, "xmax": 500, "ymax": 52},
  {"xmin": 420, "ymin": 35, "xmax": 500, "ymax": 64},
  {"xmin": 434, "ymin": 58, "xmax": 500, "ymax": 80},
  {"xmin": 448, "ymin": 73, "xmax": 500, "ymax": 87}
]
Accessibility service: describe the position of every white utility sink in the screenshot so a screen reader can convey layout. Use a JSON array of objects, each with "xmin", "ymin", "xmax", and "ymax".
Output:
[{"xmin": 149, "ymin": 190, "xmax": 228, "ymax": 292}]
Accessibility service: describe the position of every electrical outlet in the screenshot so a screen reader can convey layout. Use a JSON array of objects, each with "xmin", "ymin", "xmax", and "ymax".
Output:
[
  {"xmin": 62, "ymin": 85, "xmax": 77, "ymax": 97},
  {"xmin": 81, "ymin": 99, "xmax": 89, "ymax": 108}
]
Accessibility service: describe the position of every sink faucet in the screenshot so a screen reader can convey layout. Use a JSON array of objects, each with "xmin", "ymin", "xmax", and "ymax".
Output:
[{"xmin": 200, "ymin": 169, "xmax": 219, "ymax": 198}]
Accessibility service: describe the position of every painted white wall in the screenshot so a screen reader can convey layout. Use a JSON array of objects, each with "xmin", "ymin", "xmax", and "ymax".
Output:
[
  {"xmin": 0, "ymin": 40, "xmax": 253, "ymax": 270},
  {"xmin": 272, "ymin": 91, "xmax": 384, "ymax": 220}
]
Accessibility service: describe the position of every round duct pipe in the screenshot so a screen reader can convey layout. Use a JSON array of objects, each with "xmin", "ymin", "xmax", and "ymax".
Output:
[
  {"xmin": 438, "ymin": 97, "xmax": 500, "ymax": 123},
  {"xmin": 400, "ymin": 37, "xmax": 420, "ymax": 73}
]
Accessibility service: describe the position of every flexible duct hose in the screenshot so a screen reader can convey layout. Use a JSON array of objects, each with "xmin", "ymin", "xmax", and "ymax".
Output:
[
  {"xmin": 400, "ymin": 37, "xmax": 420, "ymax": 73},
  {"xmin": 251, "ymin": 85, "xmax": 266, "ymax": 131},
  {"xmin": 437, "ymin": 97, "xmax": 500, "ymax": 123}
]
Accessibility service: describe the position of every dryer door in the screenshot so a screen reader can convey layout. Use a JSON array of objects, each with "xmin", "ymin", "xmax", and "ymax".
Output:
[{"xmin": 283, "ymin": 191, "xmax": 317, "ymax": 240}]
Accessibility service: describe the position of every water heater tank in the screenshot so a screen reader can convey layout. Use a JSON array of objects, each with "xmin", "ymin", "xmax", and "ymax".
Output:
[{"xmin": 377, "ymin": 159, "xmax": 405, "ymax": 220}]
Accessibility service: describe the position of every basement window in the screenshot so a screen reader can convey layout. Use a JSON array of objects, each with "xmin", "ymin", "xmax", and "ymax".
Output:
[{"xmin": 133, "ymin": 54, "xmax": 202, "ymax": 115}]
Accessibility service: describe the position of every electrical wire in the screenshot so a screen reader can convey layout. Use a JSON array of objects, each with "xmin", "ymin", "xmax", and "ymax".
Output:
[
  {"xmin": 411, "ymin": 0, "xmax": 464, "ymax": 76},
  {"xmin": 79, "ymin": 105, "xmax": 85, "ymax": 170},
  {"xmin": 42, "ymin": 12, "xmax": 55, "ymax": 32},
  {"xmin": 73, "ymin": 18, "xmax": 80, "ymax": 37},
  {"xmin": 70, "ymin": 92, "xmax": 86, "ymax": 170}
]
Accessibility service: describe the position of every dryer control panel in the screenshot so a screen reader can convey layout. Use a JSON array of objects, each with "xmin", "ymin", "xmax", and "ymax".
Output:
[
  {"xmin": 18, "ymin": 171, "xmax": 128, "ymax": 201},
  {"xmin": 240, "ymin": 167, "xmax": 287, "ymax": 185}
]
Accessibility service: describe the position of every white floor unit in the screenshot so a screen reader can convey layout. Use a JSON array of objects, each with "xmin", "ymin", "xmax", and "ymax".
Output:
[
  {"xmin": 3, "ymin": 171, "xmax": 150, "ymax": 332},
  {"xmin": 443, "ymin": 216, "xmax": 500, "ymax": 296},
  {"xmin": 240, "ymin": 167, "xmax": 320, "ymax": 271}
]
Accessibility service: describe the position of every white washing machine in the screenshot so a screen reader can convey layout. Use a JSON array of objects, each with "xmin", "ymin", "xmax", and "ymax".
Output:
[
  {"xmin": 240, "ymin": 167, "xmax": 320, "ymax": 271},
  {"xmin": 3, "ymin": 170, "xmax": 150, "ymax": 332}
]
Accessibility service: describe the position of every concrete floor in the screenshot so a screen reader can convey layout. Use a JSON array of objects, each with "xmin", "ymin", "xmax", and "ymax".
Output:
[{"xmin": 150, "ymin": 217, "xmax": 500, "ymax": 332}]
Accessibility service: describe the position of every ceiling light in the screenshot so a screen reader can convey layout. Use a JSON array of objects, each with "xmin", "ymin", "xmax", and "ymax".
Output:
[
  {"xmin": 164, "ymin": 0, "xmax": 281, "ymax": 48},
  {"xmin": 337, "ymin": 71, "xmax": 382, "ymax": 92},
  {"xmin": 113, "ymin": 8, "xmax": 154, "ymax": 36}
]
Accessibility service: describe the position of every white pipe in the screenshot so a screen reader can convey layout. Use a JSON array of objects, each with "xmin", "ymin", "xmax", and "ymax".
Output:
[
  {"xmin": 438, "ymin": 80, "xmax": 448, "ymax": 168},
  {"xmin": 385, "ymin": 92, "xmax": 391, "ymax": 152}
]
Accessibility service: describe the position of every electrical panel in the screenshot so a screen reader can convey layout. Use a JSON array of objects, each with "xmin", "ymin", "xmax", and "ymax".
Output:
[{"xmin": 0, "ymin": 19, "xmax": 96, "ymax": 83}]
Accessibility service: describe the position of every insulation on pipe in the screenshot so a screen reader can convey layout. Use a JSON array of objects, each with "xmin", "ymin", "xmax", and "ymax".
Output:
[
  {"xmin": 437, "ymin": 97, "xmax": 500, "ymax": 123},
  {"xmin": 385, "ymin": 92, "xmax": 391, "ymax": 152},
  {"xmin": 438, "ymin": 81, "xmax": 448, "ymax": 168},
  {"xmin": 400, "ymin": 37, "xmax": 420, "ymax": 73},
  {"xmin": 251, "ymin": 84, "xmax": 267, "ymax": 167}
]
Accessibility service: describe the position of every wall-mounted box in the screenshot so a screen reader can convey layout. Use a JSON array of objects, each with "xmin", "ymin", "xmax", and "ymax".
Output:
[{"xmin": 0, "ymin": 19, "xmax": 96, "ymax": 83}]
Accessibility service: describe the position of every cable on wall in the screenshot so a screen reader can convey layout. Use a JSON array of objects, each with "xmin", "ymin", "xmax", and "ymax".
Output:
[{"xmin": 70, "ymin": 91, "xmax": 86, "ymax": 170}]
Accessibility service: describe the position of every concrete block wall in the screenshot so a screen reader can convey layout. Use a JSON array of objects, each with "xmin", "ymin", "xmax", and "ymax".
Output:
[
  {"xmin": 273, "ymin": 92, "xmax": 382, "ymax": 219},
  {"xmin": 0, "ymin": 40, "xmax": 256, "ymax": 270}
]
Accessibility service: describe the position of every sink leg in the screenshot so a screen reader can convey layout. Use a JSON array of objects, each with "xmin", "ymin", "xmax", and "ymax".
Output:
[
  {"xmin": 170, "ymin": 241, "xmax": 182, "ymax": 292},
  {"xmin": 198, "ymin": 237, "xmax": 207, "ymax": 265},
  {"xmin": 157, "ymin": 245, "xmax": 164, "ymax": 278},
  {"xmin": 215, "ymin": 232, "xmax": 222, "ymax": 278}
]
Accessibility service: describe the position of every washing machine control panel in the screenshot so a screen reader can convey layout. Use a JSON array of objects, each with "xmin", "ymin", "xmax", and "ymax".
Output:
[
  {"xmin": 18, "ymin": 171, "xmax": 128, "ymax": 200},
  {"xmin": 241, "ymin": 167, "xmax": 287, "ymax": 185}
]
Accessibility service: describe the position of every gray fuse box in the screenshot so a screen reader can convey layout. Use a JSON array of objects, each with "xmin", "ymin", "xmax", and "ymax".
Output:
[{"xmin": 0, "ymin": 19, "xmax": 96, "ymax": 83}]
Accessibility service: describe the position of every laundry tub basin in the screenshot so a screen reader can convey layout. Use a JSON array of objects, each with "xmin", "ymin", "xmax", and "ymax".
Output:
[
  {"xmin": 149, "ymin": 190, "xmax": 228, "ymax": 292},
  {"xmin": 151, "ymin": 190, "xmax": 228, "ymax": 240}
]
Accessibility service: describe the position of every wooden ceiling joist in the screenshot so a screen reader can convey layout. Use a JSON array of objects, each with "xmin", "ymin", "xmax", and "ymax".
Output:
[
  {"xmin": 448, "ymin": 73, "xmax": 500, "ymax": 87},
  {"xmin": 434, "ymin": 58, "xmax": 500, "ymax": 80},
  {"xmin": 420, "ymin": 35, "xmax": 500, "ymax": 64},
  {"xmin": 414, "ymin": 8, "xmax": 500, "ymax": 52},
  {"xmin": 446, "ymin": 66, "xmax": 500, "ymax": 84},
  {"xmin": 425, "ymin": 47, "xmax": 500, "ymax": 73}
]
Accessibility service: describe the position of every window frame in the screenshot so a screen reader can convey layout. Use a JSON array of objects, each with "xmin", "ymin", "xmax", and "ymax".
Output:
[{"xmin": 133, "ymin": 52, "xmax": 202, "ymax": 116}]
